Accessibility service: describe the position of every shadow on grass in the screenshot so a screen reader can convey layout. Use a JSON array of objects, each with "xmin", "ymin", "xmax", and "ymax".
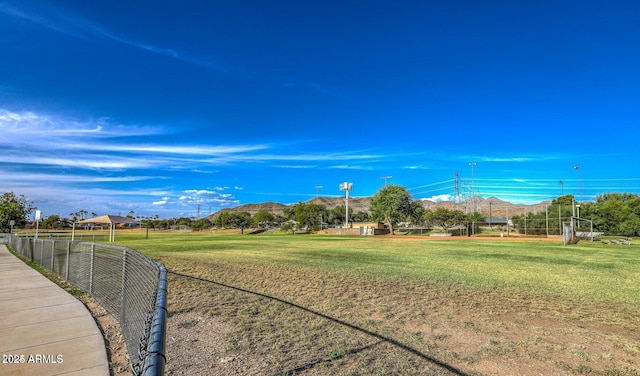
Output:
[
  {"xmin": 281, "ymin": 340, "xmax": 384, "ymax": 375},
  {"xmin": 169, "ymin": 270, "xmax": 469, "ymax": 376}
]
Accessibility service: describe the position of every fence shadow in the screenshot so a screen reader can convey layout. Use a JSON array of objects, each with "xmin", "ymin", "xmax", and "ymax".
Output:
[
  {"xmin": 169, "ymin": 270, "xmax": 469, "ymax": 376},
  {"xmin": 280, "ymin": 340, "xmax": 384, "ymax": 375}
]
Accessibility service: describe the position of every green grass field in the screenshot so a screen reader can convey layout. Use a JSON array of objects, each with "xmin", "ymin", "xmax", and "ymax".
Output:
[{"xmin": 113, "ymin": 232, "xmax": 640, "ymax": 375}]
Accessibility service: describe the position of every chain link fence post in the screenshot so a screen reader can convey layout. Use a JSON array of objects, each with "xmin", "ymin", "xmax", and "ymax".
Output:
[
  {"xmin": 65, "ymin": 240, "xmax": 71, "ymax": 280},
  {"xmin": 89, "ymin": 243, "xmax": 95, "ymax": 295}
]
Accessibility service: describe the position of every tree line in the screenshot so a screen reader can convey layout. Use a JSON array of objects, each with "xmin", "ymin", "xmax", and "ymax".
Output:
[
  {"xmin": 1, "ymin": 188, "xmax": 639, "ymax": 236},
  {"xmin": 511, "ymin": 193, "xmax": 640, "ymax": 237}
]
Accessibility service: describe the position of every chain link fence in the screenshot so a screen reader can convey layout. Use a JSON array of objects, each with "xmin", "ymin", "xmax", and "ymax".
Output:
[{"xmin": 6, "ymin": 234, "xmax": 167, "ymax": 376}]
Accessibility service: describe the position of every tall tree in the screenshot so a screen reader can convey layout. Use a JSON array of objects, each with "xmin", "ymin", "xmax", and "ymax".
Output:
[
  {"xmin": 424, "ymin": 208, "xmax": 466, "ymax": 233},
  {"xmin": 370, "ymin": 185, "xmax": 415, "ymax": 234},
  {"xmin": 0, "ymin": 192, "xmax": 36, "ymax": 232}
]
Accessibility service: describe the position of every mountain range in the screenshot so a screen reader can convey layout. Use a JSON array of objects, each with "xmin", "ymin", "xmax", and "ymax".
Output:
[{"xmin": 210, "ymin": 196, "xmax": 552, "ymax": 220}]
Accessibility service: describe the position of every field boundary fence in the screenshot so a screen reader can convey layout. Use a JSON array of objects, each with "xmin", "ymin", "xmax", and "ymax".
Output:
[{"xmin": 4, "ymin": 234, "xmax": 167, "ymax": 376}]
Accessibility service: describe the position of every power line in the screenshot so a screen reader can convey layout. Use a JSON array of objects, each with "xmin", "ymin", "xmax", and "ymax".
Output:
[{"xmin": 407, "ymin": 179, "xmax": 454, "ymax": 191}]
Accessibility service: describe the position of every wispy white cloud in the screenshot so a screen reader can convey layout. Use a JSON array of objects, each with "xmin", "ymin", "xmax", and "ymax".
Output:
[
  {"xmin": 273, "ymin": 165, "xmax": 319, "ymax": 169},
  {"xmin": 448, "ymin": 153, "xmax": 565, "ymax": 164},
  {"xmin": 0, "ymin": 2, "xmax": 227, "ymax": 72},
  {"xmin": 0, "ymin": 109, "xmax": 155, "ymax": 141},
  {"xmin": 328, "ymin": 165, "xmax": 374, "ymax": 170},
  {"xmin": 228, "ymin": 151, "xmax": 383, "ymax": 162},
  {"xmin": 0, "ymin": 169, "xmax": 157, "ymax": 184},
  {"xmin": 403, "ymin": 165, "xmax": 433, "ymax": 170},
  {"xmin": 0, "ymin": 108, "xmax": 273, "ymax": 170},
  {"xmin": 480, "ymin": 156, "xmax": 534, "ymax": 163},
  {"xmin": 0, "ymin": 2, "xmax": 81, "ymax": 38},
  {"xmin": 77, "ymin": 143, "xmax": 270, "ymax": 155},
  {"xmin": 2, "ymin": 108, "xmax": 400, "ymax": 174},
  {"xmin": 0, "ymin": 153, "xmax": 155, "ymax": 170}
]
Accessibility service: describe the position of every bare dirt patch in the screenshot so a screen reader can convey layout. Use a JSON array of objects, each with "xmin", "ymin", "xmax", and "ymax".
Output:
[
  {"xmin": 161, "ymin": 264, "xmax": 640, "ymax": 375},
  {"xmin": 165, "ymin": 311, "xmax": 265, "ymax": 375}
]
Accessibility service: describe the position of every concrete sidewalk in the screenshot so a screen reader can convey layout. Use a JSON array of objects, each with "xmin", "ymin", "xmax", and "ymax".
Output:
[{"xmin": 0, "ymin": 244, "xmax": 109, "ymax": 376}]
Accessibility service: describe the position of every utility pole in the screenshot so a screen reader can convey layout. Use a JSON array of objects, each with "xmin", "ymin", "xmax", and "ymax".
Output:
[
  {"xmin": 573, "ymin": 165, "xmax": 583, "ymax": 203},
  {"xmin": 381, "ymin": 176, "xmax": 392, "ymax": 187},
  {"xmin": 559, "ymin": 180, "xmax": 564, "ymax": 196},
  {"xmin": 314, "ymin": 185, "xmax": 323, "ymax": 201}
]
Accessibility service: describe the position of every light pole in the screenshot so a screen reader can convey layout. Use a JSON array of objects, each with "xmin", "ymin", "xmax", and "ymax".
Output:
[
  {"xmin": 469, "ymin": 162, "xmax": 477, "ymax": 213},
  {"xmin": 339, "ymin": 182, "xmax": 353, "ymax": 228},
  {"xmin": 559, "ymin": 180, "xmax": 564, "ymax": 196},
  {"xmin": 573, "ymin": 165, "xmax": 583, "ymax": 203},
  {"xmin": 314, "ymin": 185, "xmax": 323, "ymax": 201},
  {"xmin": 34, "ymin": 210, "xmax": 41, "ymax": 240},
  {"xmin": 381, "ymin": 176, "xmax": 392, "ymax": 187}
]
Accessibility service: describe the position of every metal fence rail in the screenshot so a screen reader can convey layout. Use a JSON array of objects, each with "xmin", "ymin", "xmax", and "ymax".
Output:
[{"xmin": 6, "ymin": 234, "xmax": 166, "ymax": 376}]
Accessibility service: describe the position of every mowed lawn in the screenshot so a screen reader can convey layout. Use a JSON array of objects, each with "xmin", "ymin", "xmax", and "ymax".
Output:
[{"xmin": 116, "ymin": 232, "xmax": 640, "ymax": 375}]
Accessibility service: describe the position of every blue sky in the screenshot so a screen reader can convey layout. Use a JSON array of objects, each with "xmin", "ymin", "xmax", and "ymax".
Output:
[{"xmin": 1, "ymin": 1, "xmax": 639, "ymax": 219}]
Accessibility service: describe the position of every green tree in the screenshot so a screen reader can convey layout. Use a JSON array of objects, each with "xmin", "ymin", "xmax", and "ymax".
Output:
[
  {"xmin": 287, "ymin": 202, "xmax": 328, "ymax": 231},
  {"xmin": 466, "ymin": 211, "xmax": 486, "ymax": 235},
  {"xmin": 282, "ymin": 206, "xmax": 295, "ymax": 220},
  {"xmin": 175, "ymin": 217, "xmax": 192, "ymax": 228},
  {"xmin": 231, "ymin": 212, "xmax": 252, "ymax": 234},
  {"xmin": 328, "ymin": 205, "xmax": 350, "ymax": 226},
  {"xmin": 252, "ymin": 210, "xmax": 275, "ymax": 228},
  {"xmin": 370, "ymin": 185, "xmax": 415, "ymax": 234},
  {"xmin": 586, "ymin": 193, "xmax": 640, "ymax": 236},
  {"xmin": 351, "ymin": 211, "xmax": 371, "ymax": 222},
  {"xmin": 191, "ymin": 218, "xmax": 212, "ymax": 231},
  {"xmin": 408, "ymin": 200, "xmax": 425, "ymax": 224},
  {"xmin": 156, "ymin": 219, "xmax": 172, "ymax": 230},
  {"xmin": 423, "ymin": 208, "xmax": 466, "ymax": 233},
  {"xmin": 0, "ymin": 192, "xmax": 36, "ymax": 232},
  {"xmin": 215, "ymin": 211, "xmax": 231, "ymax": 228},
  {"xmin": 41, "ymin": 214, "xmax": 62, "ymax": 230},
  {"xmin": 215, "ymin": 212, "xmax": 252, "ymax": 233}
]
